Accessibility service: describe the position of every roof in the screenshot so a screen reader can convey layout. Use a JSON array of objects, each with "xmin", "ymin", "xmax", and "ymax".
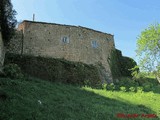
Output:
[{"xmin": 20, "ymin": 20, "xmax": 113, "ymax": 36}]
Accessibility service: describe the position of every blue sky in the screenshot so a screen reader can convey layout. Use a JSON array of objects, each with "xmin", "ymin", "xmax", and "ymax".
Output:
[{"xmin": 12, "ymin": 0, "xmax": 160, "ymax": 61}]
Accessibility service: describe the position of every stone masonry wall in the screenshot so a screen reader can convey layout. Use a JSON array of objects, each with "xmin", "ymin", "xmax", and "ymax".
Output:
[
  {"xmin": 8, "ymin": 31, "xmax": 23, "ymax": 54},
  {"xmin": 9, "ymin": 20, "xmax": 115, "ymax": 82}
]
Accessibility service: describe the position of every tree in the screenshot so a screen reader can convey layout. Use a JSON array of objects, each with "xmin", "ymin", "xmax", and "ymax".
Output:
[
  {"xmin": 0, "ymin": 0, "xmax": 17, "ymax": 46},
  {"xmin": 0, "ymin": 0, "xmax": 17, "ymax": 72},
  {"xmin": 136, "ymin": 23, "xmax": 160, "ymax": 80}
]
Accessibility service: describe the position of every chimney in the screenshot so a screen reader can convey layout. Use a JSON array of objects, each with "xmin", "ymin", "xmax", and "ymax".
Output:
[{"xmin": 33, "ymin": 14, "xmax": 35, "ymax": 21}]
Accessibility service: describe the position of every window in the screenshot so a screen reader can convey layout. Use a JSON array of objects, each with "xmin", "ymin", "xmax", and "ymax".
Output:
[
  {"xmin": 62, "ymin": 37, "xmax": 69, "ymax": 43},
  {"xmin": 91, "ymin": 41, "xmax": 98, "ymax": 48}
]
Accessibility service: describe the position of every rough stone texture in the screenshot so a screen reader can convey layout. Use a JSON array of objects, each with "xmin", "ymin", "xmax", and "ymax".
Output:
[
  {"xmin": 9, "ymin": 20, "xmax": 116, "ymax": 82},
  {"xmin": 8, "ymin": 31, "xmax": 23, "ymax": 54}
]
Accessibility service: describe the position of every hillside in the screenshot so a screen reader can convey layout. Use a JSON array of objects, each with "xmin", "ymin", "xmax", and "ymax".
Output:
[{"xmin": 0, "ymin": 77, "xmax": 159, "ymax": 120}]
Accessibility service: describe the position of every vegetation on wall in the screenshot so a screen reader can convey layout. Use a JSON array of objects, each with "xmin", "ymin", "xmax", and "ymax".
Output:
[
  {"xmin": 120, "ymin": 56, "xmax": 139, "ymax": 77},
  {"xmin": 5, "ymin": 53, "xmax": 101, "ymax": 88},
  {"xmin": 108, "ymin": 49, "xmax": 138, "ymax": 79},
  {"xmin": 108, "ymin": 49, "xmax": 122, "ymax": 79}
]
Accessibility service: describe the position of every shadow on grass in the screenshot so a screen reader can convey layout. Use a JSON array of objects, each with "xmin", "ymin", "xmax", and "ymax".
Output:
[{"xmin": 0, "ymin": 77, "xmax": 159, "ymax": 120}]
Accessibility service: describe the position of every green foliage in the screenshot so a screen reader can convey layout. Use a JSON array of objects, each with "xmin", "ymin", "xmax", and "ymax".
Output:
[
  {"xmin": 102, "ymin": 83, "xmax": 107, "ymax": 90},
  {"xmin": 134, "ymin": 74, "xmax": 159, "ymax": 86},
  {"xmin": 121, "ymin": 57, "xmax": 139, "ymax": 77},
  {"xmin": 108, "ymin": 49, "xmax": 122, "ymax": 79},
  {"xmin": 108, "ymin": 49, "xmax": 138, "ymax": 79},
  {"xmin": 142, "ymin": 83, "xmax": 153, "ymax": 92},
  {"xmin": 0, "ymin": 0, "xmax": 17, "ymax": 45},
  {"xmin": 115, "ymin": 77, "xmax": 138, "ymax": 89},
  {"xmin": 5, "ymin": 53, "xmax": 101, "ymax": 88},
  {"xmin": 129, "ymin": 87, "xmax": 136, "ymax": 92},
  {"xmin": 120, "ymin": 86, "xmax": 127, "ymax": 92},
  {"xmin": 136, "ymin": 23, "xmax": 160, "ymax": 75},
  {"xmin": 131, "ymin": 66, "xmax": 140, "ymax": 79},
  {"xmin": 3, "ymin": 63, "xmax": 23, "ymax": 79},
  {"xmin": 114, "ymin": 76, "xmax": 160, "ymax": 93},
  {"xmin": 137, "ymin": 87, "xmax": 144, "ymax": 93},
  {"xmin": 106, "ymin": 83, "xmax": 115, "ymax": 91},
  {"xmin": 152, "ymin": 85, "xmax": 160, "ymax": 93}
]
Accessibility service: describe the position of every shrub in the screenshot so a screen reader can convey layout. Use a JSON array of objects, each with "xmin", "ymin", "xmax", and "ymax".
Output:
[
  {"xmin": 3, "ymin": 64, "xmax": 23, "ymax": 79},
  {"xmin": 120, "ymin": 86, "xmax": 127, "ymax": 92},
  {"xmin": 115, "ymin": 77, "xmax": 138, "ymax": 89},
  {"xmin": 142, "ymin": 83, "xmax": 153, "ymax": 92},
  {"xmin": 106, "ymin": 83, "xmax": 115, "ymax": 91},
  {"xmin": 137, "ymin": 87, "xmax": 144, "ymax": 93},
  {"xmin": 129, "ymin": 87, "xmax": 136, "ymax": 92},
  {"xmin": 152, "ymin": 85, "xmax": 160, "ymax": 93},
  {"xmin": 102, "ymin": 84, "xmax": 107, "ymax": 90},
  {"xmin": 114, "ymin": 84, "xmax": 120, "ymax": 90}
]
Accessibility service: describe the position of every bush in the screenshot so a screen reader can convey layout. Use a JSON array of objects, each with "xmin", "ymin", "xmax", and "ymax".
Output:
[
  {"xmin": 120, "ymin": 86, "xmax": 127, "ymax": 92},
  {"xmin": 142, "ymin": 83, "xmax": 153, "ymax": 92},
  {"xmin": 3, "ymin": 64, "xmax": 23, "ymax": 79},
  {"xmin": 137, "ymin": 87, "xmax": 144, "ymax": 93},
  {"xmin": 152, "ymin": 85, "xmax": 160, "ymax": 93},
  {"xmin": 106, "ymin": 83, "xmax": 115, "ymax": 91},
  {"xmin": 129, "ymin": 87, "xmax": 136, "ymax": 92},
  {"xmin": 102, "ymin": 84, "xmax": 107, "ymax": 90},
  {"xmin": 115, "ymin": 77, "xmax": 138, "ymax": 89}
]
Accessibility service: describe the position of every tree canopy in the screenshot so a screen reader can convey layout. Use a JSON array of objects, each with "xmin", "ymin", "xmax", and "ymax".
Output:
[
  {"xmin": 136, "ymin": 23, "xmax": 160, "ymax": 74},
  {"xmin": 0, "ymin": 0, "xmax": 17, "ymax": 46}
]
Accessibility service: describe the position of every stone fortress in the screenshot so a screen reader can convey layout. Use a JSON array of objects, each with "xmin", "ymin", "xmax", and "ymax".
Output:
[{"xmin": 9, "ymin": 20, "xmax": 116, "ymax": 82}]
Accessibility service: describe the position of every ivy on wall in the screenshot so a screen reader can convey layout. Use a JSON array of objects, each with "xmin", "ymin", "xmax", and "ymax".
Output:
[
  {"xmin": 108, "ymin": 49, "xmax": 138, "ymax": 80},
  {"xmin": 5, "ymin": 53, "xmax": 102, "ymax": 88},
  {"xmin": 108, "ymin": 49, "xmax": 122, "ymax": 79}
]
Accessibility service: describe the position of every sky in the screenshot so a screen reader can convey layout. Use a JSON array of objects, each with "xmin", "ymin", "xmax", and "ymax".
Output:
[{"xmin": 12, "ymin": 0, "xmax": 160, "ymax": 62}]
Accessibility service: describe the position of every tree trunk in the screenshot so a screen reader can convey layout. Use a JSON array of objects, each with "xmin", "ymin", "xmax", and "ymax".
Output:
[
  {"xmin": 156, "ymin": 73, "xmax": 160, "ymax": 83},
  {"xmin": 0, "ymin": 31, "xmax": 5, "ymax": 73}
]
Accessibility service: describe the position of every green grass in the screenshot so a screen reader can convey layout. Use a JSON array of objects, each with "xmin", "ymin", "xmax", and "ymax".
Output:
[{"xmin": 0, "ymin": 77, "xmax": 160, "ymax": 120}]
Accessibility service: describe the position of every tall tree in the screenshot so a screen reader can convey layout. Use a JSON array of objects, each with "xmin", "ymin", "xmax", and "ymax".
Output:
[
  {"xmin": 0, "ymin": 0, "xmax": 17, "ymax": 46},
  {"xmin": 136, "ymin": 23, "xmax": 160, "ymax": 81}
]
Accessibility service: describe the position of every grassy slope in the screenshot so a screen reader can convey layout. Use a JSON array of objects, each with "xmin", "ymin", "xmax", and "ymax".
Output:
[{"xmin": 0, "ymin": 77, "xmax": 159, "ymax": 120}]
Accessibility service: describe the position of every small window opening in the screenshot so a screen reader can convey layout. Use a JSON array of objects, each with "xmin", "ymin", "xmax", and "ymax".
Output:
[
  {"xmin": 62, "ymin": 37, "xmax": 69, "ymax": 43},
  {"xmin": 91, "ymin": 41, "xmax": 98, "ymax": 48}
]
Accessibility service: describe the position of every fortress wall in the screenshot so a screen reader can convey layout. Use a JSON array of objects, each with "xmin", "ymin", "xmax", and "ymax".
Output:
[
  {"xmin": 10, "ymin": 21, "xmax": 115, "ymax": 81},
  {"xmin": 8, "ymin": 31, "xmax": 23, "ymax": 54}
]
